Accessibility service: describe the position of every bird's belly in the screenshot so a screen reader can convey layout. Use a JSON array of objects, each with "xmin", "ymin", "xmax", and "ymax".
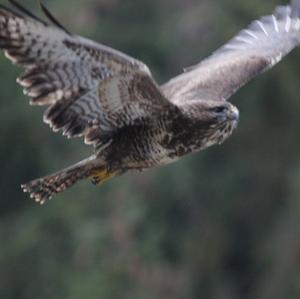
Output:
[
  {"xmin": 148, "ymin": 139, "xmax": 200, "ymax": 167},
  {"xmin": 150, "ymin": 145, "xmax": 181, "ymax": 166},
  {"xmin": 109, "ymin": 125, "xmax": 202, "ymax": 169},
  {"xmin": 125, "ymin": 143, "xmax": 181, "ymax": 170}
]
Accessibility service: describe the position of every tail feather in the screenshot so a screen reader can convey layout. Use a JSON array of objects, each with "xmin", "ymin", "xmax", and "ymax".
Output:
[{"xmin": 21, "ymin": 157, "xmax": 105, "ymax": 204}]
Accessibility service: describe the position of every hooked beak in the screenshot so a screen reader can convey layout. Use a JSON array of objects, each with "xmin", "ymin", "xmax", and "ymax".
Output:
[{"xmin": 228, "ymin": 104, "xmax": 239, "ymax": 121}]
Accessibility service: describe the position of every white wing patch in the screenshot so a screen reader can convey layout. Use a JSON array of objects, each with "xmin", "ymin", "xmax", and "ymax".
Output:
[
  {"xmin": 235, "ymin": 36, "xmax": 254, "ymax": 45},
  {"xmin": 295, "ymin": 18, "xmax": 300, "ymax": 30},
  {"xmin": 285, "ymin": 15, "xmax": 291, "ymax": 32},
  {"xmin": 272, "ymin": 15, "xmax": 279, "ymax": 32},
  {"xmin": 244, "ymin": 29, "xmax": 259, "ymax": 39},
  {"xmin": 255, "ymin": 20, "xmax": 269, "ymax": 36}
]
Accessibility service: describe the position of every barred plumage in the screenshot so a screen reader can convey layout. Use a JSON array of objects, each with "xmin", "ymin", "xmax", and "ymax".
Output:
[{"xmin": 1, "ymin": 0, "xmax": 300, "ymax": 202}]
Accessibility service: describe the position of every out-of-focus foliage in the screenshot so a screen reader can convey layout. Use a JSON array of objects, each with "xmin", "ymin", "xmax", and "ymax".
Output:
[{"xmin": 0, "ymin": 0, "xmax": 300, "ymax": 298}]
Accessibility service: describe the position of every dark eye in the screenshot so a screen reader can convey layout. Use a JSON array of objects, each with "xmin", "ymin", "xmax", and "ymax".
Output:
[{"xmin": 212, "ymin": 106, "xmax": 226, "ymax": 113}]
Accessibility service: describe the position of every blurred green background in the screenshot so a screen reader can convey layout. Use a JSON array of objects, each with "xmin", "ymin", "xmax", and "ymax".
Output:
[{"xmin": 0, "ymin": 0, "xmax": 300, "ymax": 298}]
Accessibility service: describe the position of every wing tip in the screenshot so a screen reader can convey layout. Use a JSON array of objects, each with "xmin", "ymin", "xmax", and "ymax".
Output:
[
  {"xmin": 39, "ymin": 0, "xmax": 72, "ymax": 35},
  {"xmin": 2, "ymin": 0, "xmax": 72, "ymax": 35},
  {"xmin": 0, "ymin": 2, "xmax": 22, "ymax": 18},
  {"xmin": 8, "ymin": 0, "xmax": 48, "ymax": 25}
]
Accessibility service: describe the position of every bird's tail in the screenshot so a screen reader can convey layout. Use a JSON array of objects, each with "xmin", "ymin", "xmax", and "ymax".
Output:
[{"xmin": 21, "ymin": 156, "xmax": 117, "ymax": 204}]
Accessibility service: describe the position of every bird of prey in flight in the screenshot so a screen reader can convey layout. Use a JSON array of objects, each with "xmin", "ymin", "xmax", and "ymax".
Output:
[{"xmin": 0, "ymin": 0, "xmax": 299, "ymax": 203}]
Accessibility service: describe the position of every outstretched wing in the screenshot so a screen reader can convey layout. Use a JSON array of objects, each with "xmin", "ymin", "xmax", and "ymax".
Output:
[
  {"xmin": 0, "ymin": 1, "xmax": 170, "ymax": 147},
  {"xmin": 46, "ymin": 71, "xmax": 173, "ymax": 147},
  {"xmin": 162, "ymin": 0, "xmax": 300, "ymax": 104}
]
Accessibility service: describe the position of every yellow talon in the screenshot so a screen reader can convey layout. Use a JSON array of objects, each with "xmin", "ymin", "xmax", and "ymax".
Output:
[{"xmin": 89, "ymin": 168, "xmax": 116, "ymax": 185}]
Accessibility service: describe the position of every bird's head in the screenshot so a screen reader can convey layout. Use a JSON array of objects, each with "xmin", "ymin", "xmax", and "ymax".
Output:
[
  {"xmin": 207, "ymin": 101, "xmax": 239, "ymax": 145},
  {"xmin": 192, "ymin": 101, "xmax": 239, "ymax": 124},
  {"xmin": 190, "ymin": 100, "xmax": 239, "ymax": 146},
  {"xmin": 208, "ymin": 101, "xmax": 239, "ymax": 123}
]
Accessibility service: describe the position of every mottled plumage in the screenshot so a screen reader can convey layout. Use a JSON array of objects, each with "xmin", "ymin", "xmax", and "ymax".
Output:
[{"xmin": 0, "ymin": 0, "xmax": 299, "ymax": 203}]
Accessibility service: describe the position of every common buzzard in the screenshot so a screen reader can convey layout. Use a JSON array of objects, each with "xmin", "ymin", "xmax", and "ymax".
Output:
[{"xmin": 0, "ymin": 0, "xmax": 299, "ymax": 203}]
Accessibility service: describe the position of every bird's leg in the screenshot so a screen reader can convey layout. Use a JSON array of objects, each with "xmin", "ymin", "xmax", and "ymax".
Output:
[{"xmin": 89, "ymin": 167, "xmax": 118, "ymax": 185}]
